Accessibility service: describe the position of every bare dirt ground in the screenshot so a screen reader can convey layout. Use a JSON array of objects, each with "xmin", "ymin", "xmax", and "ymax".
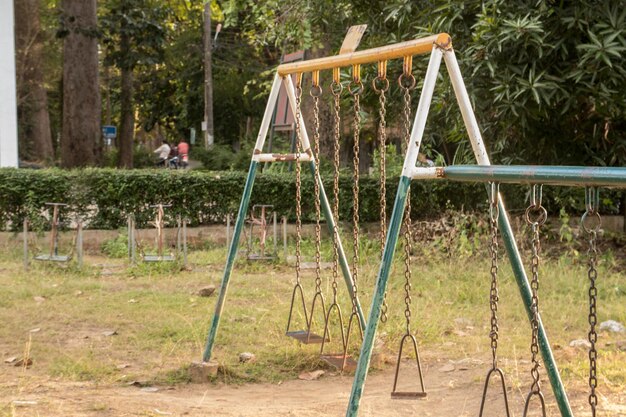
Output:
[{"xmin": 2, "ymin": 357, "xmax": 625, "ymax": 417}]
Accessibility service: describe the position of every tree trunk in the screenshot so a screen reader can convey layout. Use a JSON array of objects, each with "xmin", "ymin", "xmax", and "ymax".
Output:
[
  {"xmin": 14, "ymin": 0, "xmax": 54, "ymax": 163},
  {"xmin": 117, "ymin": 28, "xmax": 134, "ymax": 168},
  {"xmin": 60, "ymin": 0, "xmax": 101, "ymax": 167}
]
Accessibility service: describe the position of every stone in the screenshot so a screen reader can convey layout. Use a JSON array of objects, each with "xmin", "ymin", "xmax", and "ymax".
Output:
[
  {"xmin": 189, "ymin": 360, "xmax": 219, "ymax": 383},
  {"xmin": 102, "ymin": 330, "xmax": 118, "ymax": 337},
  {"xmin": 198, "ymin": 286, "xmax": 216, "ymax": 297},
  {"xmin": 238, "ymin": 352, "xmax": 256, "ymax": 363},
  {"xmin": 14, "ymin": 358, "xmax": 33, "ymax": 367},
  {"xmin": 33, "ymin": 296, "xmax": 46, "ymax": 303},
  {"xmin": 599, "ymin": 320, "xmax": 625, "ymax": 333},
  {"xmin": 4, "ymin": 356, "xmax": 17, "ymax": 364},
  {"xmin": 616, "ymin": 340, "xmax": 626, "ymax": 351},
  {"xmin": 569, "ymin": 339, "xmax": 591, "ymax": 349},
  {"xmin": 141, "ymin": 387, "xmax": 159, "ymax": 393}
]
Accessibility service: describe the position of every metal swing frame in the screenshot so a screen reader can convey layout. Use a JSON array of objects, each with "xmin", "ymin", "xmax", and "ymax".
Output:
[
  {"xmin": 128, "ymin": 204, "xmax": 188, "ymax": 265},
  {"xmin": 201, "ymin": 32, "xmax": 626, "ymax": 416},
  {"xmin": 24, "ymin": 202, "xmax": 84, "ymax": 268},
  {"xmin": 335, "ymin": 35, "xmax": 626, "ymax": 417},
  {"xmin": 202, "ymin": 68, "xmax": 367, "ymax": 362}
]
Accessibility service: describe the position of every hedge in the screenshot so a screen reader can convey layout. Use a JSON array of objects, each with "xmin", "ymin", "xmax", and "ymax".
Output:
[{"xmin": 0, "ymin": 168, "xmax": 621, "ymax": 231}]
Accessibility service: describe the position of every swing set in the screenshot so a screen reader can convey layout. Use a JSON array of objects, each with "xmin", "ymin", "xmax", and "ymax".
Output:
[
  {"xmin": 128, "ymin": 203, "xmax": 187, "ymax": 265},
  {"xmin": 23, "ymin": 202, "xmax": 84, "ymax": 268},
  {"xmin": 202, "ymin": 31, "xmax": 626, "ymax": 417}
]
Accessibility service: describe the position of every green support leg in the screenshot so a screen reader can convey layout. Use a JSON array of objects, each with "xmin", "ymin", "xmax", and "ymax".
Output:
[
  {"xmin": 309, "ymin": 161, "xmax": 365, "ymax": 331},
  {"xmin": 203, "ymin": 160, "xmax": 259, "ymax": 362},
  {"xmin": 346, "ymin": 175, "xmax": 411, "ymax": 417},
  {"xmin": 497, "ymin": 199, "xmax": 573, "ymax": 417}
]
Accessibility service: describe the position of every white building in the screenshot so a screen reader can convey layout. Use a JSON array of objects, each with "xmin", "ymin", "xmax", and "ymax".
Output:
[{"xmin": 0, "ymin": 0, "xmax": 18, "ymax": 167}]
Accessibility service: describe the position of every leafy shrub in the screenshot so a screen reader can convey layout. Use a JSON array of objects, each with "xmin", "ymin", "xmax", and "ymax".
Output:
[{"xmin": 0, "ymin": 168, "xmax": 621, "ymax": 231}]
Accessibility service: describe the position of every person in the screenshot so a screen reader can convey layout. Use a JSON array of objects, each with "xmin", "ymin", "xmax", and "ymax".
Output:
[
  {"xmin": 154, "ymin": 141, "xmax": 171, "ymax": 167},
  {"xmin": 177, "ymin": 139, "xmax": 190, "ymax": 169}
]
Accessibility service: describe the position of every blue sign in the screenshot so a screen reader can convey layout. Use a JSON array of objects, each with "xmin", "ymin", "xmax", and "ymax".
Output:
[{"xmin": 102, "ymin": 125, "xmax": 117, "ymax": 139}]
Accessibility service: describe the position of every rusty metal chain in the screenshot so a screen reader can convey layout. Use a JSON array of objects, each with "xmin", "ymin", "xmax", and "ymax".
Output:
[
  {"xmin": 374, "ymin": 62, "xmax": 390, "ymax": 323},
  {"xmin": 349, "ymin": 65, "xmax": 363, "ymax": 314},
  {"xmin": 399, "ymin": 60, "xmax": 416, "ymax": 334},
  {"xmin": 311, "ymin": 76, "xmax": 323, "ymax": 296},
  {"xmin": 488, "ymin": 182, "xmax": 501, "ymax": 369},
  {"xmin": 330, "ymin": 76, "xmax": 342, "ymax": 303},
  {"xmin": 523, "ymin": 184, "xmax": 547, "ymax": 417},
  {"xmin": 582, "ymin": 187, "xmax": 601, "ymax": 417},
  {"xmin": 294, "ymin": 75, "xmax": 303, "ymax": 287}
]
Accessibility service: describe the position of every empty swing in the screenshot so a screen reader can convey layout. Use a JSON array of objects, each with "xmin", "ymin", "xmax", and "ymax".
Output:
[
  {"xmin": 320, "ymin": 67, "xmax": 352, "ymax": 371},
  {"xmin": 390, "ymin": 56, "xmax": 426, "ymax": 400},
  {"xmin": 285, "ymin": 73, "xmax": 327, "ymax": 344},
  {"xmin": 478, "ymin": 182, "xmax": 511, "ymax": 416},
  {"xmin": 29, "ymin": 202, "xmax": 83, "ymax": 264}
]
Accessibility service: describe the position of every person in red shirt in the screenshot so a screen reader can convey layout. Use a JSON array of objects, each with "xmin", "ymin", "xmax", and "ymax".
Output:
[{"xmin": 177, "ymin": 139, "xmax": 190, "ymax": 169}]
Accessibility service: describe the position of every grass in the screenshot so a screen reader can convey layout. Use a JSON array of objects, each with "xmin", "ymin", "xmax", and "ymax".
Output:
[{"xmin": 0, "ymin": 224, "xmax": 624, "ymax": 399}]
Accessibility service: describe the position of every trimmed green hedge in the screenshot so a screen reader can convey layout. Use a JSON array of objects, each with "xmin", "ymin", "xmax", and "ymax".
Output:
[{"xmin": 0, "ymin": 168, "xmax": 621, "ymax": 230}]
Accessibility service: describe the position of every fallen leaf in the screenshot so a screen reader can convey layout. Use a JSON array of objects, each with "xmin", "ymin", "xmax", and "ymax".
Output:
[
  {"xmin": 102, "ymin": 330, "xmax": 118, "ymax": 337},
  {"xmin": 154, "ymin": 409, "xmax": 172, "ymax": 415},
  {"xmin": 117, "ymin": 364, "xmax": 131, "ymax": 369},
  {"xmin": 33, "ymin": 296, "xmax": 46, "ymax": 303},
  {"xmin": 29, "ymin": 328, "xmax": 41, "ymax": 333},
  {"xmin": 141, "ymin": 387, "xmax": 159, "ymax": 393},
  {"xmin": 4, "ymin": 356, "xmax": 17, "ymax": 364}
]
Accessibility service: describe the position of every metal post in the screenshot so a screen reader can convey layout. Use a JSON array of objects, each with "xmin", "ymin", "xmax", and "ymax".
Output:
[
  {"xmin": 176, "ymin": 216, "xmax": 182, "ymax": 256},
  {"xmin": 127, "ymin": 215, "xmax": 132, "ymax": 259},
  {"xmin": 183, "ymin": 218, "xmax": 188, "ymax": 267},
  {"xmin": 282, "ymin": 216, "xmax": 287, "ymax": 261},
  {"xmin": 76, "ymin": 221, "xmax": 83, "ymax": 268},
  {"xmin": 443, "ymin": 48, "xmax": 573, "ymax": 417},
  {"xmin": 23, "ymin": 218, "xmax": 28, "ymax": 270},
  {"xmin": 131, "ymin": 215, "xmax": 136, "ymax": 264},
  {"xmin": 203, "ymin": 160, "xmax": 259, "ymax": 362},
  {"xmin": 273, "ymin": 211, "xmax": 278, "ymax": 257}
]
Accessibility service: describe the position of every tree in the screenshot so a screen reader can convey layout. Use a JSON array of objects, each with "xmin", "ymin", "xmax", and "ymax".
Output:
[
  {"xmin": 101, "ymin": 0, "xmax": 167, "ymax": 168},
  {"xmin": 14, "ymin": 0, "xmax": 54, "ymax": 163},
  {"xmin": 58, "ymin": 0, "xmax": 102, "ymax": 167}
]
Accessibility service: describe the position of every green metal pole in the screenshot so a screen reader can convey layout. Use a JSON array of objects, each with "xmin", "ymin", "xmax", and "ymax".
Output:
[
  {"xmin": 432, "ymin": 165, "xmax": 626, "ymax": 187},
  {"xmin": 497, "ymin": 198, "xmax": 573, "ymax": 417},
  {"xmin": 346, "ymin": 175, "xmax": 411, "ymax": 417},
  {"xmin": 308, "ymin": 161, "xmax": 365, "ymax": 331},
  {"xmin": 203, "ymin": 160, "xmax": 259, "ymax": 362}
]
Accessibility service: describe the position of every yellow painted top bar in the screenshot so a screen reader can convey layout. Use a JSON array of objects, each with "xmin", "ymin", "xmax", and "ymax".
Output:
[{"xmin": 277, "ymin": 33, "xmax": 451, "ymax": 76}]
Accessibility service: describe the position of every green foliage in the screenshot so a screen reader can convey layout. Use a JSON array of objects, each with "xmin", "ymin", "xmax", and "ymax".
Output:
[
  {"xmin": 101, "ymin": 230, "xmax": 129, "ymax": 258},
  {"xmin": 3, "ymin": 168, "xmax": 620, "ymax": 231}
]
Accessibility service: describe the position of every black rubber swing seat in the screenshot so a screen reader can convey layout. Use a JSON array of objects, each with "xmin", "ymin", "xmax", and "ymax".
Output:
[
  {"xmin": 391, "ymin": 391, "xmax": 428, "ymax": 400},
  {"xmin": 286, "ymin": 330, "xmax": 328, "ymax": 344}
]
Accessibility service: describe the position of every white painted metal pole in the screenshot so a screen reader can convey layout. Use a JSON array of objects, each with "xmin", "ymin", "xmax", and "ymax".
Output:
[
  {"xmin": 253, "ymin": 74, "xmax": 282, "ymax": 152},
  {"xmin": 282, "ymin": 76, "xmax": 313, "ymax": 153},
  {"xmin": 0, "ymin": 0, "xmax": 19, "ymax": 167},
  {"xmin": 442, "ymin": 49, "xmax": 490, "ymax": 165},
  {"xmin": 400, "ymin": 47, "xmax": 444, "ymax": 178}
]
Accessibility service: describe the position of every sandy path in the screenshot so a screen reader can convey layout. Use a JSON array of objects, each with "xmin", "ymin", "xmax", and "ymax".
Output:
[{"xmin": 4, "ymin": 361, "xmax": 623, "ymax": 417}]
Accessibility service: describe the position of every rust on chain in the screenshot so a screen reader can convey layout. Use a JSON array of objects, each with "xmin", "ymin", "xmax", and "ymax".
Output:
[
  {"xmin": 435, "ymin": 34, "xmax": 453, "ymax": 50},
  {"xmin": 435, "ymin": 167, "xmax": 445, "ymax": 178}
]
